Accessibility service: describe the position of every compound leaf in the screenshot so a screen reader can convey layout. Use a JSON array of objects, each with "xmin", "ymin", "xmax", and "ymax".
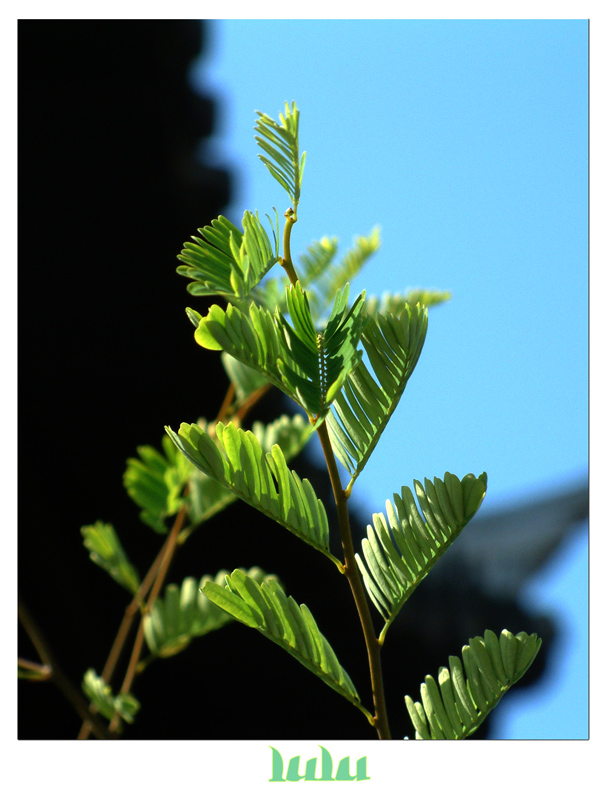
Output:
[
  {"xmin": 364, "ymin": 289, "xmax": 451, "ymax": 317},
  {"xmin": 183, "ymin": 414, "xmax": 313, "ymax": 531},
  {"xmin": 143, "ymin": 567, "xmax": 271, "ymax": 659},
  {"xmin": 255, "ymin": 102, "xmax": 305, "ymax": 213},
  {"xmin": 404, "ymin": 630, "xmax": 542, "ymax": 739},
  {"xmin": 80, "ymin": 521, "xmax": 140, "ymax": 594},
  {"xmin": 356, "ymin": 472, "xmax": 487, "ymax": 642},
  {"xmin": 192, "ymin": 284, "xmax": 366, "ymax": 421},
  {"xmin": 165, "ymin": 420, "xmax": 339, "ymax": 567},
  {"xmin": 82, "ymin": 669, "xmax": 140, "ymax": 725},
  {"xmin": 123, "ymin": 434, "xmax": 192, "ymax": 533},
  {"xmin": 326, "ymin": 304, "xmax": 427, "ymax": 485},
  {"xmin": 177, "ymin": 210, "xmax": 280, "ymax": 299},
  {"xmin": 202, "ymin": 569, "xmax": 372, "ymax": 722},
  {"xmin": 278, "ymin": 282, "xmax": 366, "ymax": 419}
]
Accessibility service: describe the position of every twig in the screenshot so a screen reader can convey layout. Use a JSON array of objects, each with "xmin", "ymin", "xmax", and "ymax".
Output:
[
  {"xmin": 280, "ymin": 211, "xmax": 391, "ymax": 739},
  {"xmin": 107, "ymin": 504, "xmax": 186, "ymax": 734},
  {"xmin": 19, "ymin": 597, "xmax": 113, "ymax": 740},
  {"xmin": 77, "ymin": 535, "xmax": 173, "ymax": 739}
]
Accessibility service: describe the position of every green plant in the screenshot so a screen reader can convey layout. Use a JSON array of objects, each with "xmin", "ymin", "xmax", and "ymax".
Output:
[{"xmin": 19, "ymin": 102, "xmax": 541, "ymax": 740}]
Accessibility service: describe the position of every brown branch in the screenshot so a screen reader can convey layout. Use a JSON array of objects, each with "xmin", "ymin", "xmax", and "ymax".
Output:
[
  {"xmin": 315, "ymin": 422, "xmax": 391, "ymax": 739},
  {"xmin": 107, "ymin": 504, "xmax": 186, "ymax": 734},
  {"xmin": 19, "ymin": 597, "xmax": 114, "ymax": 740},
  {"xmin": 76, "ymin": 535, "xmax": 174, "ymax": 739},
  {"xmin": 279, "ymin": 208, "xmax": 391, "ymax": 738}
]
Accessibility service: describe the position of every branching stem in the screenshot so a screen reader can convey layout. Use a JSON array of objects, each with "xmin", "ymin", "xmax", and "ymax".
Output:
[
  {"xmin": 78, "ymin": 375, "xmax": 271, "ymax": 740},
  {"xmin": 280, "ymin": 209, "xmax": 298, "ymax": 284},
  {"xmin": 106, "ymin": 504, "xmax": 186, "ymax": 734}
]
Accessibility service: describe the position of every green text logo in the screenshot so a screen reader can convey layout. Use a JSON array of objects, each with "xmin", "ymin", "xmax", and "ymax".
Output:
[{"xmin": 269, "ymin": 745, "xmax": 370, "ymax": 782}]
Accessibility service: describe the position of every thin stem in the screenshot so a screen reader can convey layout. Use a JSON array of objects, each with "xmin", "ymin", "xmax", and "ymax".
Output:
[
  {"xmin": 280, "ymin": 209, "xmax": 298, "ymax": 284},
  {"xmin": 107, "ymin": 504, "xmax": 186, "ymax": 734},
  {"xmin": 18, "ymin": 657, "xmax": 52, "ymax": 681},
  {"xmin": 280, "ymin": 210, "xmax": 391, "ymax": 739},
  {"xmin": 19, "ymin": 597, "xmax": 113, "ymax": 739},
  {"xmin": 316, "ymin": 422, "xmax": 391, "ymax": 739},
  {"xmin": 79, "ymin": 376, "xmax": 272, "ymax": 739},
  {"xmin": 77, "ymin": 535, "xmax": 173, "ymax": 740},
  {"xmin": 216, "ymin": 382, "xmax": 236, "ymax": 423}
]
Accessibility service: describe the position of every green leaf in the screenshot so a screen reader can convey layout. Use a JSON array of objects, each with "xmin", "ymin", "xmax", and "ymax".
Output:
[
  {"xmin": 326, "ymin": 304, "xmax": 428, "ymax": 484},
  {"xmin": 221, "ymin": 352, "xmax": 269, "ymax": 403},
  {"xmin": 193, "ymin": 299, "xmax": 287, "ymax": 384},
  {"xmin": 254, "ymin": 102, "xmax": 305, "ymax": 213},
  {"xmin": 202, "ymin": 569, "xmax": 372, "ymax": 723},
  {"xmin": 404, "ymin": 630, "xmax": 542, "ymax": 739},
  {"xmin": 356, "ymin": 472, "xmax": 487, "ymax": 642},
  {"xmin": 123, "ymin": 434, "xmax": 192, "ymax": 533},
  {"xmin": 82, "ymin": 669, "xmax": 140, "ymax": 725},
  {"xmin": 80, "ymin": 521, "xmax": 140, "ymax": 594},
  {"xmin": 177, "ymin": 210, "xmax": 280, "ymax": 299},
  {"xmin": 184, "ymin": 415, "xmax": 313, "ymax": 530},
  {"xmin": 291, "ymin": 229, "xmax": 380, "ymax": 321},
  {"xmin": 143, "ymin": 568, "xmax": 271, "ymax": 659},
  {"xmin": 364, "ymin": 289, "xmax": 451, "ymax": 317},
  {"xmin": 278, "ymin": 283, "xmax": 367, "ymax": 418},
  {"xmin": 193, "ymin": 284, "xmax": 366, "ymax": 421},
  {"xmin": 165, "ymin": 420, "xmax": 340, "ymax": 567}
]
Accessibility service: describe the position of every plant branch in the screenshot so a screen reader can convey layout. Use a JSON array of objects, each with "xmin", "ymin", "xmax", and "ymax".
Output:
[
  {"xmin": 19, "ymin": 597, "xmax": 113, "ymax": 739},
  {"xmin": 79, "ymin": 373, "xmax": 273, "ymax": 739},
  {"xmin": 76, "ymin": 534, "xmax": 173, "ymax": 739},
  {"xmin": 280, "ymin": 208, "xmax": 298, "ymax": 284},
  {"xmin": 107, "ymin": 504, "xmax": 186, "ymax": 734},
  {"xmin": 316, "ymin": 422, "xmax": 391, "ymax": 739},
  {"xmin": 279, "ymin": 207, "xmax": 391, "ymax": 739},
  {"xmin": 18, "ymin": 657, "xmax": 52, "ymax": 681}
]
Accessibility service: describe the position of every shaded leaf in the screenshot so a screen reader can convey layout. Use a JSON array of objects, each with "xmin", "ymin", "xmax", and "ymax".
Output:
[
  {"xmin": 123, "ymin": 434, "xmax": 191, "ymax": 533},
  {"xmin": 80, "ymin": 521, "xmax": 140, "ymax": 594},
  {"xmin": 202, "ymin": 569, "xmax": 372, "ymax": 722},
  {"xmin": 143, "ymin": 568, "xmax": 272, "ymax": 659},
  {"xmin": 82, "ymin": 669, "xmax": 140, "ymax": 725}
]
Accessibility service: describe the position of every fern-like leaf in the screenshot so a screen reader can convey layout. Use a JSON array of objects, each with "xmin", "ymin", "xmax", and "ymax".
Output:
[
  {"xmin": 165, "ymin": 420, "xmax": 340, "ymax": 567},
  {"xmin": 177, "ymin": 210, "xmax": 279, "ymax": 299},
  {"xmin": 404, "ymin": 630, "xmax": 542, "ymax": 739},
  {"xmin": 184, "ymin": 415, "xmax": 313, "ymax": 530},
  {"xmin": 364, "ymin": 289, "xmax": 451, "ymax": 317},
  {"xmin": 202, "ymin": 569, "xmax": 372, "ymax": 723},
  {"xmin": 80, "ymin": 521, "xmax": 140, "ymax": 594},
  {"xmin": 356, "ymin": 472, "xmax": 487, "ymax": 642},
  {"xmin": 326, "ymin": 304, "xmax": 427, "ymax": 485},
  {"xmin": 123, "ymin": 434, "xmax": 192, "ymax": 533},
  {"xmin": 278, "ymin": 282, "xmax": 366, "ymax": 418},
  {"xmin": 143, "ymin": 568, "xmax": 270, "ymax": 659},
  {"xmin": 192, "ymin": 298, "xmax": 287, "ymax": 383},
  {"xmin": 82, "ymin": 669, "xmax": 140, "ymax": 725},
  {"xmin": 192, "ymin": 284, "xmax": 366, "ymax": 421},
  {"xmin": 298, "ymin": 229, "xmax": 380, "ymax": 320},
  {"xmin": 257, "ymin": 230, "xmax": 380, "ymax": 323},
  {"xmin": 255, "ymin": 102, "xmax": 305, "ymax": 213}
]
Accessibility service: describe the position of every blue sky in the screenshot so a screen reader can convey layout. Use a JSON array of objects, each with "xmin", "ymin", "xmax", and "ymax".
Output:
[{"xmin": 192, "ymin": 19, "xmax": 588, "ymax": 740}]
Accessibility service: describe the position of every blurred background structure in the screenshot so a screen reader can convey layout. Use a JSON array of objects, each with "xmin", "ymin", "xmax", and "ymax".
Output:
[{"xmin": 18, "ymin": 19, "xmax": 587, "ymax": 740}]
